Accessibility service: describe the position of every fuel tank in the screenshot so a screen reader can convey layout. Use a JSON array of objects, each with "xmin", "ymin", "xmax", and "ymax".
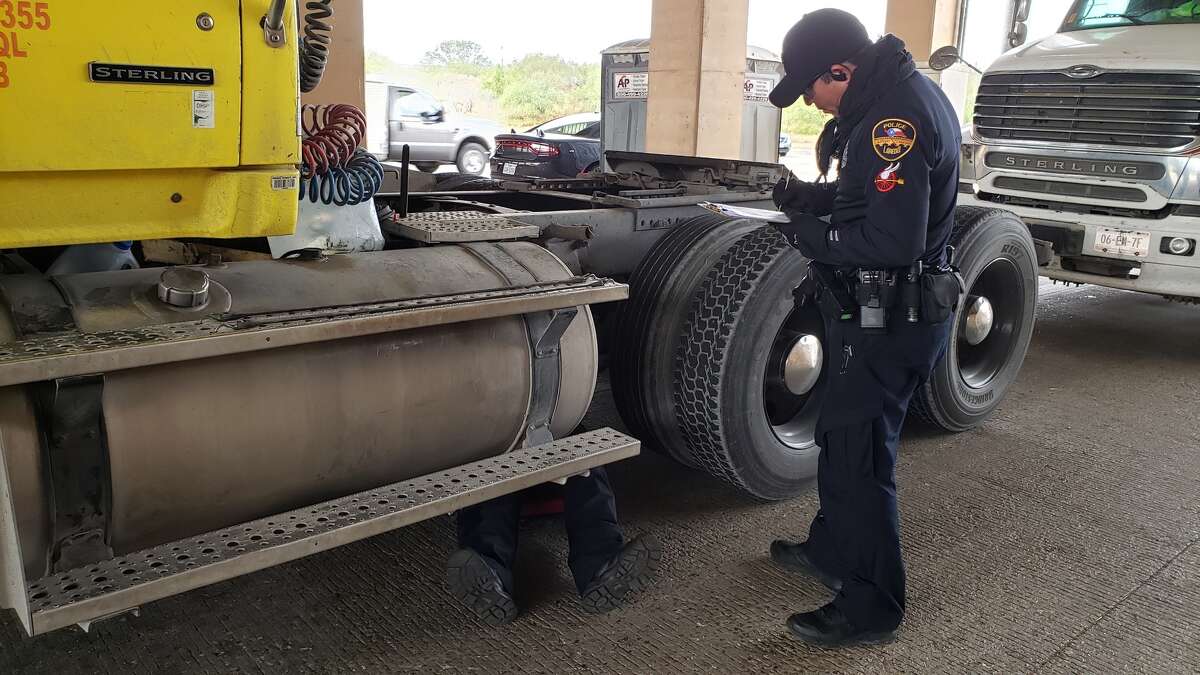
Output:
[{"xmin": 0, "ymin": 244, "xmax": 598, "ymax": 576}]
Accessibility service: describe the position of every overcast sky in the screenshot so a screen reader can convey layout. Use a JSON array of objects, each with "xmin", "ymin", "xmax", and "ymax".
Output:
[{"xmin": 363, "ymin": 1, "xmax": 888, "ymax": 65}]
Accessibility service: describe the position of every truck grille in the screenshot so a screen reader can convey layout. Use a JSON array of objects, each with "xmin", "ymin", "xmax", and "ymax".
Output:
[
  {"xmin": 991, "ymin": 177, "xmax": 1147, "ymax": 203},
  {"xmin": 975, "ymin": 71, "xmax": 1200, "ymax": 151}
]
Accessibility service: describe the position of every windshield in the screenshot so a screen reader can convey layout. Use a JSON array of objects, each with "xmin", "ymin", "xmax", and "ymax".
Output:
[{"xmin": 1061, "ymin": 0, "xmax": 1200, "ymax": 31}]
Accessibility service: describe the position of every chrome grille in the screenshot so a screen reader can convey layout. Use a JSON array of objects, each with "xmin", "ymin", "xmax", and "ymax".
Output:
[
  {"xmin": 991, "ymin": 177, "xmax": 1147, "ymax": 203},
  {"xmin": 974, "ymin": 71, "xmax": 1200, "ymax": 151}
]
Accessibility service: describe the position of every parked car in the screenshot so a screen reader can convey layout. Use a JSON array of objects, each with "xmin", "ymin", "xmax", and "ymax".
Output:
[
  {"xmin": 491, "ymin": 113, "xmax": 603, "ymax": 180},
  {"xmin": 779, "ymin": 133, "xmax": 792, "ymax": 157},
  {"xmin": 364, "ymin": 79, "xmax": 505, "ymax": 175}
]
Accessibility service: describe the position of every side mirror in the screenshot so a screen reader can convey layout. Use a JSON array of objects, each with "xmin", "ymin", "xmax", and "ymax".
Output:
[
  {"xmin": 929, "ymin": 45, "xmax": 960, "ymax": 72},
  {"xmin": 1014, "ymin": 0, "xmax": 1031, "ymax": 22},
  {"xmin": 1008, "ymin": 21, "xmax": 1029, "ymax": 48},
  {"xmin": 929, "ymin": 44, "xmax": 984, "ymax": 75},
  {"xmin": 1008, "ymin": 0, "xmax": 1030, "ymax": 47}
]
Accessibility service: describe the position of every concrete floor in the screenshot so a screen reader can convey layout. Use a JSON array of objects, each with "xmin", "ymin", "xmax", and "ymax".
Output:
[{"xmin": 2, "ymin": 281, "xmax": 1198, "ymax": 673}]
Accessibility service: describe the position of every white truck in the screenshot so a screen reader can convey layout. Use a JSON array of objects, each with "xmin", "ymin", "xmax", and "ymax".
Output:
[{"xmin": 937, "ymin": 0, "xmax": 1200, "ymax": 302}]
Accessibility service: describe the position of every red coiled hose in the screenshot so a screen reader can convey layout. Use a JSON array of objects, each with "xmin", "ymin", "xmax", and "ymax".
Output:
[{"xmin": 300, "ymin": 104, "xmax": 367, "ymax": 178}]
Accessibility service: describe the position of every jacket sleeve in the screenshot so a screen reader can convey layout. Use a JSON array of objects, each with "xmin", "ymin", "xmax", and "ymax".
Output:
[
  {"xmin": 773, "ymin": 176, "xmax": 838, "ymax": 216},
  {"xmin": 777, "ymin": 115, "xmax": 931, "ymax": 268}
]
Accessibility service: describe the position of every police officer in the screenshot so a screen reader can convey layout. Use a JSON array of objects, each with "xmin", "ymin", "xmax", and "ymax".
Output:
[
  {"xmin": 766, "ymin": 9, "xmax": 962, "ymax": 647},
  {"xmin": 446, "ymin": 467, "xmax": 660, "ymax": 625}
]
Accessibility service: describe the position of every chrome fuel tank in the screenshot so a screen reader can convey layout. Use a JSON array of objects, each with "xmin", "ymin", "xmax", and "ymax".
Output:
[{"xmin": 0, "ymin": 244, "xmax": 598, "ymax": 575}]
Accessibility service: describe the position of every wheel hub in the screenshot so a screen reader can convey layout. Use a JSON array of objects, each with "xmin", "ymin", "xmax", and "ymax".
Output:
[
  {"xmin": 963, "ymin": 295, "xmax": 994, "ymax": 346},
  {"xmin": 782, "ymin": 334, "xmax": 823, "ymax": 396},
  {"xmin": 464, "ymin": 151, "xmax": 485, "ymax": 174},
  {"xmin": 763, "ymin": 307, "xmax": 825, "ymax": 452}
]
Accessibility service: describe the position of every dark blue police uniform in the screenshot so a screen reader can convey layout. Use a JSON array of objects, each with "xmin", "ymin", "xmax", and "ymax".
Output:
[{"xmin": 774, "ymin": 34, "xmax": 962, "ymax": 634}]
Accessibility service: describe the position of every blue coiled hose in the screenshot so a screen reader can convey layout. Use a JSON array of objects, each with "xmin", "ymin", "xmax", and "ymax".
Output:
[{"xmin": 300, "ymin": 149, "xmax": 384, "ymax": 206}]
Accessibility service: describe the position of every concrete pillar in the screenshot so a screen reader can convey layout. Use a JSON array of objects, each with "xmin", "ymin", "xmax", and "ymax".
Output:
[
  {"xmin": 885, "ymin": 0, "xmax": 960, "ymax": 62},
  {"xmin": 886, "ymin": 0, "xmax": 973, "ymax": 123},
  {"xmin": 300, "ymin": 0, "xmax": 365, "ymax": 113},
  {"xmin": 646, "ymin": 0, "xmax": 748, "ymax": 159}
]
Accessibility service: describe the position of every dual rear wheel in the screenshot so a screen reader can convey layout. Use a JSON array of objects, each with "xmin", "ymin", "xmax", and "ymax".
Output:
[{"xmin": 610, "ymin": 207, "xmax": 1038, "ymax": 498}]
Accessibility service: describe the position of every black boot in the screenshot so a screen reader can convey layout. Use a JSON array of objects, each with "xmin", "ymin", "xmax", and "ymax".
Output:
[
  {"xmin": 770, "ymin": 539, "xmax": 843, "ymax": 592},
  {"xmin": 579, "ymin": 536, "xmax": 661, "ymax": 614},
  {"xmin": 446, "ymin": 548, "xmax": 518, "ymax": 626},
  {"xmin": 786, "ymin": 603, "xmax": 898, "ymax": 647}
]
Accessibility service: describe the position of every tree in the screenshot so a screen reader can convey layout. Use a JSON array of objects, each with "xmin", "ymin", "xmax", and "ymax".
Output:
[
  {"xmin": 421, "ymin": 40, "xmax": 492, "ymax": 68},
  {"xmin": 782, "ymin": 104, "xmax": 831, "ymax": 138},
  {"xmin": 364, "ymin": 50, "xmax": 403, "ymax": 79},
  {"xmin": 483, "ymin": 54, "xmax": 600, "ymax": 129}
]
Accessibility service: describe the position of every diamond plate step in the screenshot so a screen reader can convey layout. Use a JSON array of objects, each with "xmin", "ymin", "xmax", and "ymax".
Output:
[
  {"xmin": 385, "ymin": 210, "xmax": 540, "ymax": 243},
  {"xmin": 18, "ymin": 428, "xmax": 639, "ymax": 635}
]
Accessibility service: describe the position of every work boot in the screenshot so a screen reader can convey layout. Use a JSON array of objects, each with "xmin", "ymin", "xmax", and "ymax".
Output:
[
  {"xmin": 786, "ymin": 602, "xmax": 898, "ymax": 648},
  {"xmin": 770, "ymin": 539, "xmax": 843, "ymax": 592},
  {"xmin": 446, "ymin": 548, "xmax": 518, "ymax": 626},
  {"xmin": 579, "ymin": 535, "xmax": 662, "ymax": 614}
]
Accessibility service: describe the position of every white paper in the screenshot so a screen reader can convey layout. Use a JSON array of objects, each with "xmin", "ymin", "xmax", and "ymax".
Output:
[
  {"xmin": 698, "ymin": 201, "xmax": 789, "ymax": 223},
  {"xmin": 269, "ymin": 199, "xmax": 384, "ymax": 258}
]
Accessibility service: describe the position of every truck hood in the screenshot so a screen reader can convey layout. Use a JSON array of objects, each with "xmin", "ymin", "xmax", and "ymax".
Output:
[{"xmin": 989, "ymin": 24, "xmax": 1200, "ymax": 73}]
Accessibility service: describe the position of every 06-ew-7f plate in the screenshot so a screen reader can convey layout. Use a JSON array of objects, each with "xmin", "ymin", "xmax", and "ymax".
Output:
[{"xmin": 14, "ymin": 428, "xmax": 639, "ymax": 635}]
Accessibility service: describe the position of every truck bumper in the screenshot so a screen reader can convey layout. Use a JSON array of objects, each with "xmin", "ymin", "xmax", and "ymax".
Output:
[{"xmin": 959, "ymin": 190, "xmax": 1200, "ymax": 298}]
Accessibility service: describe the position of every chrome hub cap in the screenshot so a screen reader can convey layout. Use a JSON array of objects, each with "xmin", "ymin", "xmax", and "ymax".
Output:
[
  {"xmin": 782, "ymin": 334, "xmax": 823, "ymax": 396},
  {"xmin": 963, "ymin": 295, "xmax": 994, "ymax": 346}
]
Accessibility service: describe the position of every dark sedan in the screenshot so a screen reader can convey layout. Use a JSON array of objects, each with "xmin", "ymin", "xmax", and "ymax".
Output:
[{"xmin": 491, "ymin": 113, "xmax": 602, "ymax": 180}]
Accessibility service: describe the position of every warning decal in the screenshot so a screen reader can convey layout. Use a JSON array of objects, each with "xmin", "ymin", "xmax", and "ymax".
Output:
[{"xmin": 192, "ymin": 90, "xmax": 215, "ymax": 129}]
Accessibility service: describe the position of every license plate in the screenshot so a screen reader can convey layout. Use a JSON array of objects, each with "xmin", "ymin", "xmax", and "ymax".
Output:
[
  {"xmin": 502, "ymin": 163, "xmax": 517, "ymax": 175},
  {"xmin": 1093, "ymin": 228, "xmax": 1151, "ymax": 258}
]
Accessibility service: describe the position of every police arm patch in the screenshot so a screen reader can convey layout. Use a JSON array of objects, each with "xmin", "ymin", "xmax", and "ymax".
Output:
[
  {"xmin": 874, "ymin": 162, "xmax": 905, "ymax": 192},
  {"xmin": 872, "ymin": 118, "xmax": 916, "ymax": 161}
]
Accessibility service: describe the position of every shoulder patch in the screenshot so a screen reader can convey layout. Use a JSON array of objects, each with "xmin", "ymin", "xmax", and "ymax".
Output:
[
  {"xmin": 874, "ymin": 163, "xmax": 905, "ymax": 192},
  {"xmin": 872, "ymin": 118, "xmax": 916, "ymax": 162}
]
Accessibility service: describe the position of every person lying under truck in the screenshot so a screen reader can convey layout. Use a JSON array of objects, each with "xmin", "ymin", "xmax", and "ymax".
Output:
[{"xmin": 446, "ymin": 465, "xmax": 661, "ymax": 625}]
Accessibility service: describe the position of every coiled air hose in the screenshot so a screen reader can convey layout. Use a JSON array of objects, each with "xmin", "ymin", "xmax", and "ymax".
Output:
[
  {"xmin": 299, "ymin": 0, "xmax": 333, "ymax": 93},
  {"xmin": 300, "ymin": 149, "xmax": 384, "ymax": 206},
  {"xmin": 299, "ymin": 104, "xmax": 383, "ymax": 205}
]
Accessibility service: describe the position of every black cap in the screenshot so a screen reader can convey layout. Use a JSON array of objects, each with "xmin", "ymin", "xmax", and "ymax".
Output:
[{"xmin": 769, "ymin": 9, "xmax": 872, "ymax": 108}]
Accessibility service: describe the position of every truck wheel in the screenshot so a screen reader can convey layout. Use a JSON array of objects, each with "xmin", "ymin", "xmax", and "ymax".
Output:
[
  {"xmin": 674, "ymin": 227, "xmax": 818, "ymax": 499},
  {"xmin": 910, "ymin": 206, "xmax": 1038, "ymax": 431},
  {"xmin": 414, "ymin": 162, "xmax": 440, "ymax": 172},
  {"xmin": 456, "ymin": 142, "xmax": 489, "ymax": 175},
  {"xmin": 610, "ymin": 214, "xmax": 762, "ymax": 467}
]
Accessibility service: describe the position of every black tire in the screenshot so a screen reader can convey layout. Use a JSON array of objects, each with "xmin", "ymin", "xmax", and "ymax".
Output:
[
  {"xmin": 674, "ymin": 227, "xmax": 819, "ymax": 499},
  {"xmin": 434, "ymin": 172, "xmax": 500, "ymax": 191},
  {"xmin": 610, "ymin": 214, "xmax": 762, "ymax": 467},
  {"xmin": 910, "ymin": 206, "xmax": 1037, "ymax": 431},
  {"xmin": 413, "ymin": 162, "xmax": 440, "ymax": 172},
  {"xmin": 456, "ymin": 142, "xmax": 489, "ymax": 175}
]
